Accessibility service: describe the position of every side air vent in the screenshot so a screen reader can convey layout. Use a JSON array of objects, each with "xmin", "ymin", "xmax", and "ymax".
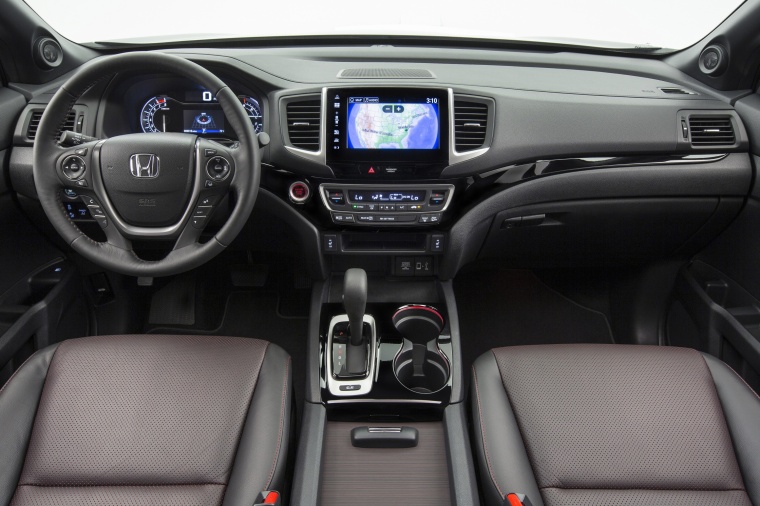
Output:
[
  {"xmin": 454, "ymin": 101, "xmax": 488, "ymax": 152},
  {"xmin": 338, "ymin": 68, "xmax": 435, "ymax": 79},
  {"xmin": 286, "ymin": 99, "xmax": 321, "ymax": 151},
  {"xmin": 26, "ymin": 110, "xmax": 77, "ymax": 140},
  {"xmin": 659, "ymin": 87, "xmax": 697, "ymax": 95},
  {"xmin": 688, "ymin": 116, "xmax": 735, "ymax": 146}
]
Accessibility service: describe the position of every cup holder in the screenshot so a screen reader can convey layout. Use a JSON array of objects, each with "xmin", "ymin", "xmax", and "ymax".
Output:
[{"xmin": 393, "ymin": 343, "xmax": 450, "ymax": 394}]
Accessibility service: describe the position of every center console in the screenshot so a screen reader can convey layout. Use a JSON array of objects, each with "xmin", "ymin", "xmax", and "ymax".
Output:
[{"xmin": 287, "ymin": 87, "xmax": 484, "ymax": 505}]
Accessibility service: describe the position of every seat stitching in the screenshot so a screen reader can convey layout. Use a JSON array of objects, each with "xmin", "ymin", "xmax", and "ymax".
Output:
[
  {"xmin": 472, "ymin": 363, "xmax": 504, "ymax": 499},
  {"xmin": 265, "ymin": 355, "xmax": 290, "ymax": 490}
]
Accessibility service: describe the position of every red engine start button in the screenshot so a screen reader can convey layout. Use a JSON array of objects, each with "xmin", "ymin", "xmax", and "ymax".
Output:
[{"xmin": 288, "ymin": 181, "xmax": 310, "ymax": 203}]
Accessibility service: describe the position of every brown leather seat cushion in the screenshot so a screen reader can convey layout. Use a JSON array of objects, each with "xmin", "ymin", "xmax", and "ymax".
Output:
[
  {"xmin": 1, "ymin": 334, "xmax": 291, "ymax": 506},
  {"xmin": 472, "ymin": 344, "xmax": 757, "ymax": 506}
]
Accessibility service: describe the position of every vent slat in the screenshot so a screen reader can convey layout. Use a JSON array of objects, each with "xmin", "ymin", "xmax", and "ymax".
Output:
[
  {"xmin": 27, "ymin": 110, "xmax": 77, "ymax": 140},
  {"xmin": 286, "ymin": 99, "xmax": 322, "ymax": 152},
  {"xmin": 454, "ymin": 100, "xmax": 488, "ymax": 152},
  {"xmin": 688, "ymin": 115, "xmax": 736, "ymax": 147}
]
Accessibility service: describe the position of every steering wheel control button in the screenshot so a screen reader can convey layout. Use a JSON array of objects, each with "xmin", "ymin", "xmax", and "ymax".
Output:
[
  {"xmin": 193, "ymin": 206, "xmax": 212, "ymax": 217},
  {"xmin": 204, "ymin": 148, "xmax": 217, "ymax": 157},
  {"xmin": 190, "ymin": 216, "xmax": 207, "ymax": 229},
  {"xmin": 74, "ymin": 180, "xmax": 88, "ymax": 187},
  {"xmin": 61, "ymin": 155, "xmax": 86, "ymax": 180},
  {"xmin": 88, "ymin": 206, "xmax": 105, "ymax": 218},
  {"xmin": 206, "ymin": 156, "xmax": 231, "ymax": 181},
  {"xmin": 80, "ymin": 195, "xmax": 98, "ymax": 206},
  {"xmin": 96, "ymin": 217, "xmax": 108, "ymax": 228},
  {"xmin": 288, "ymin": 181, "xmax": 310, "ymax": 204},
  {"xmin": 74, "ymin": 148, "xmax": 88, "ymax": 156},
  {"xmin": 199, "ymin": 195, "xmax": 220, "ymax": 206},
  {"xmin": 64, "ymin": 189, "xmax": 77, "ymax": 198}
]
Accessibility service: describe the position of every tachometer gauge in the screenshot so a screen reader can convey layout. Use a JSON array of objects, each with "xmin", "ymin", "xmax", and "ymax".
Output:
[
  {"xmin": 238, "ymin": 95, "xmax": 263, "ymax": 133},
  {"xmin": 140, "ymin": 96, "xmax": 175, "ymax": 133}
]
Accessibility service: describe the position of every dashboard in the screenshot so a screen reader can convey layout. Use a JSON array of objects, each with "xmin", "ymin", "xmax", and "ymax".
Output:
[{"xmin": 8, "ymin": 45, "xmax": 755, "ymax": 276}]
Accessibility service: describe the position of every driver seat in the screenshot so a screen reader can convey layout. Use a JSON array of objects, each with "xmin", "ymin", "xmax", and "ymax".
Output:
[{"xmin": 0, "ymin": 334, "xmax": 292, "ymax": 506}]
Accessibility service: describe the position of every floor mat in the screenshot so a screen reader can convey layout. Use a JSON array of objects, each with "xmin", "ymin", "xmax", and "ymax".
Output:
[{"xmin": 454, "ymin": 269, "xmax": 613, "ymax": 384}]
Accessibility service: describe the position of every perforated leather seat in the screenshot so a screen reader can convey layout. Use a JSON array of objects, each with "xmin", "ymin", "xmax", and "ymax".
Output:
[
  {"xmin": 471, "ymin": 344, "xmax": 760, "ymax": 506},
  {"xmin": 0, "ymin": 334, "xmax": 292, "ymax": 506}
]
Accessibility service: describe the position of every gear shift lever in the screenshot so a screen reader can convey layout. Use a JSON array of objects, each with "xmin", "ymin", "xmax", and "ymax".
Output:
[
  {"xmin": 342, "ymin": 268, "xmax": 368, "ymax": 375},
  {"xmin": 343, "ymin": 268, "xmax": 367, "ymax": 347}
]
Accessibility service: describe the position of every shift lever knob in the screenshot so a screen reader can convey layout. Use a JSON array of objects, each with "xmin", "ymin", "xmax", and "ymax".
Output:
[{"xmin": 343, "ymin": 268, "xmax": 368, "ymax": 346}]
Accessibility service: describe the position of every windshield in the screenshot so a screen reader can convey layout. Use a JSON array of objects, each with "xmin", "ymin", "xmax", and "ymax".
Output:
[{"xmin": 24, "ymin": 0, "xmax": 744, "ymax": 51}]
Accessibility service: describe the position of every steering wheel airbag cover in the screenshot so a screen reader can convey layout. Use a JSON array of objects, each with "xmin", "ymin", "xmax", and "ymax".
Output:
[{"xmin": 99, "ymin": 133, "xmax": 196, "ymax": 227}]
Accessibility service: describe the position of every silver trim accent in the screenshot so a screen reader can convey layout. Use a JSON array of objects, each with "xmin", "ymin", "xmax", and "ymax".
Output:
[
  {"xmin": 477, "ymin": 153, "xmax": 730, "ymax": 179},
  {"xmin": 282, "ymin": 91, "xmax": 327, "ymax": 165},
  {"xmin": 326, "ymin": 314, "xmax": 377, "ymax": 397},
  {"xmin": 282, "ymin": 87, "xmax": 493, "ymax": 169},
  {"xmin": 327, "ymin": 399, "xmax": 442, "ymax": 405},
  {"xmin": 368, "ymin": 427, "xmax": 402, "ymax": 433},
  {"xmin": 448, "ymin": 88, "xmax": 490, "ymax": 164}
]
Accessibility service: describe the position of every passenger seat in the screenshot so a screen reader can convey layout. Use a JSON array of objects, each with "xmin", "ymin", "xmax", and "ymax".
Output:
[{"xmin": 471, "ymin": 344, "xmax": 759, "ymax": 506}]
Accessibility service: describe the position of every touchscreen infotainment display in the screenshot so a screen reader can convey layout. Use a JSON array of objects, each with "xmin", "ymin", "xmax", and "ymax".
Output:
[
  {"xmin": 346, "ymin": 97, "xmax": 440, "ymax": 150},
  {"xmin": 326, "ymin": 88, "xmax": 449, "ymax": 167}
]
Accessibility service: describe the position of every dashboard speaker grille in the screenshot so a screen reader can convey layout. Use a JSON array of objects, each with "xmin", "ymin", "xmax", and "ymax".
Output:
[
  {"xmin": 27, "ymin": 109, "xmax": 76, "ymax": 140},
  {"xmin": 338, "ymin": 68, "xmax": 435, "ymax": 79},
  {"xmin": 286, "ymin": 99, "xmax": 321, "ymax": 151},
  {"xmin": 688, "ymin": 116, "xmax": 735, "ymax": 146},
  {"xmin": 454, "ymin": 101, "xmax": 488, "ymax": 152}
]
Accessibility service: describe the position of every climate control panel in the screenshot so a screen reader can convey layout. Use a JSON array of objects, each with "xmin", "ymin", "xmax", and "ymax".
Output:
[{"xmin": 319, "ymin": 184, "xmax": 455, "ymax": 226}]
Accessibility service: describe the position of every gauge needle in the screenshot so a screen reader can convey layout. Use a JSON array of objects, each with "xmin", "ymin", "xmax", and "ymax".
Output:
[{"xmin": 162, "ymin": 114, "xmax": 166, "ymax": 132}]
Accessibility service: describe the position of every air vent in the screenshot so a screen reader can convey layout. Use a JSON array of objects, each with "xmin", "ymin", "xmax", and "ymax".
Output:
[
  {"xmin": 26, "ymin": 111, "xmax": 43, "ymax": 140},
  {"xmin": 338, "ymin": 68, "xmax": 435, "ymax": 79},
  {"xmin": 659, "ymin": 87, "xmax": 697, "ymax": 95},
  {"xmin": 454, "ymin": 101, "xmax": 488, "ymax": 152},
  {"xmin": 688, "ymin": 116, "xmax": 735, "ymax": 146},
  {"xmin": 286, "ymin": 99, "xmax": 321, "ymax": 151},
  {"xmin": 26, "ymin": 109, "xmax": 77, "ymax": 140}
]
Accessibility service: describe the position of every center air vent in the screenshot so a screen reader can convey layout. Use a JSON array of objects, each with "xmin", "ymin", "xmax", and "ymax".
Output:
[
  {"xmin": 286, "ymin": 99, "xmax": 321, "ymax": 152},
  {"xmin": 338, "ymin": 68, "xmax": 435, "ymax": 79},
  {"xmin": 454, "ymin": 100, "xmax": 488, "ymax": 152},
  {"xmin": 26, "ymin": 109, "xmax": 77, "ymax": 140},
  {"xmin": 688, "ymin": 115, "xmax": 736, "ymax": 146}
]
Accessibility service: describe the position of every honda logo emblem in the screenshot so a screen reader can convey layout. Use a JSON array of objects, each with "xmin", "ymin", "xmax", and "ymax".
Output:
[{"xmin": 129, "ymin": 154, "xmax": 160, "ymax": 178}]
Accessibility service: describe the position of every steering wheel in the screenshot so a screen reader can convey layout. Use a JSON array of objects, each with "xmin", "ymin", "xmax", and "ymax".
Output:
[{"xmin": 33, "ymin": 52, "xmax": 260, "ymax": 277}]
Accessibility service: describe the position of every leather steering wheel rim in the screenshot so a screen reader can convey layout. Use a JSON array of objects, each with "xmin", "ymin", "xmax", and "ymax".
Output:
[{"xmin": 33, "ymin": 52, "xmax": 260, "ymax": 278}]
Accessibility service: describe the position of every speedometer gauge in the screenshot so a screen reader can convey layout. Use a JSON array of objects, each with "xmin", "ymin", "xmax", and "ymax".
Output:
[
  {"xmin": 238, "ymin": 95, "xmax": 263, "ymax": 133},
  {"xmin": 140, "ymin": 96, "xmax": 175, "ymax": 133}
]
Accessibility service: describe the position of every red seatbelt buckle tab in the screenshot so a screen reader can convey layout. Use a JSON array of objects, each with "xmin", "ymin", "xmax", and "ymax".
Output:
[
  {"xmin": 254, "ymin": 490, "xmax": 281, "ymax": 506},
  {"xmin": 505, "ymin": 492, "xmax": 533, "ymax": 506}
]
